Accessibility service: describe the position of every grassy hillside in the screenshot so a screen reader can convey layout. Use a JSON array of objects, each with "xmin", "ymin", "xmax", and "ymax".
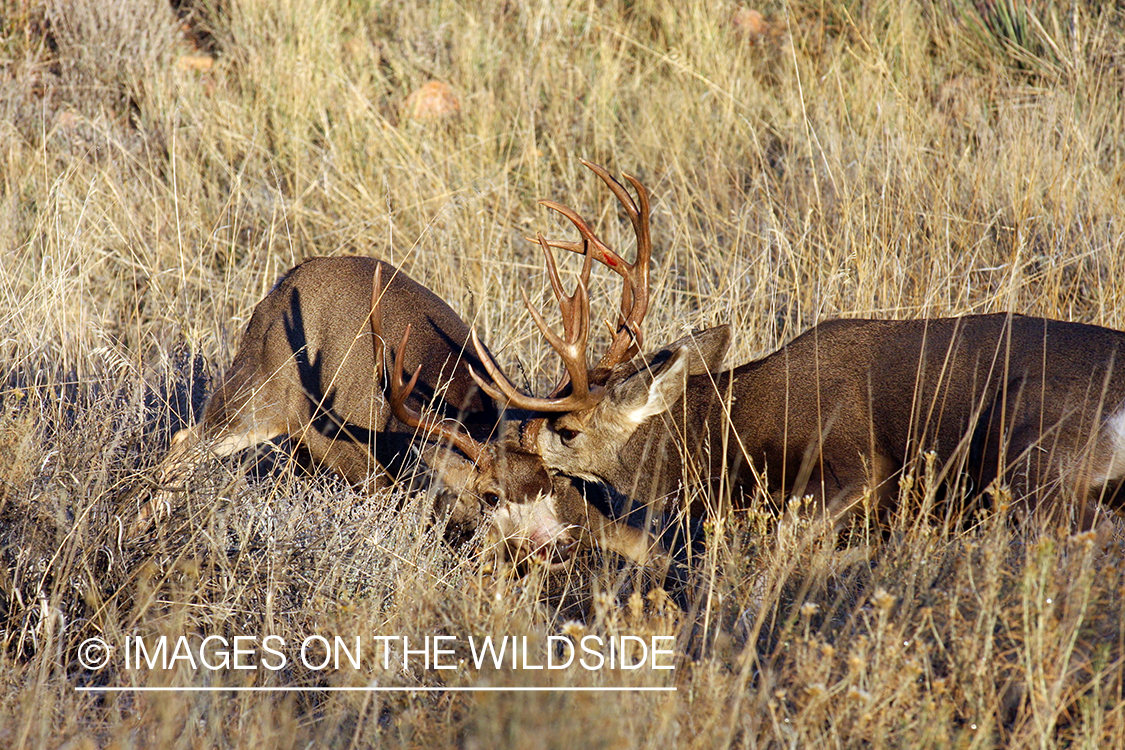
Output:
[{"xmin": 2, "ymin": 0, "xmax": 1124, "ymax": 746}]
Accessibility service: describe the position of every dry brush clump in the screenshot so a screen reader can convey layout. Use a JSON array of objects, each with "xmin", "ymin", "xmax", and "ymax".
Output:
[{"xmin": 2, "ymin": 0, "xmax": 1125, "ymax": 747}]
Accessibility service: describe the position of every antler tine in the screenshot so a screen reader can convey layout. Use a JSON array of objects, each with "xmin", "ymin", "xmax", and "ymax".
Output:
[
  {"xmin": 389, "ymin": 326, "xmax": 485, "ymax": 462},
  {"xmin": 388, "ymin": 326, "xmax": 485, "ymax": 462},
  {"xmin": 369, "ymin": 269, "xmax": 485, "ymax": 462},
  {"xmin": 581, "ymin": 159, "xmax": 643, "ymax": 237},
  {"xmin": 535, "ymin": 200, "xmax": 628, "ymax": 272},
  {"xmin": 538, "ymin": 232, "xmax": 593, "ymax": 397},
  {"xmin": 596, "ymin": 170, "xmax": 650, "ymax": 369}
]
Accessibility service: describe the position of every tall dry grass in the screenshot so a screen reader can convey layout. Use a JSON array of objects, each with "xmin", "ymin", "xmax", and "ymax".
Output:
[{"xmin": 2, "ymin": 0, "xmax": 1125, "ymax": 747}]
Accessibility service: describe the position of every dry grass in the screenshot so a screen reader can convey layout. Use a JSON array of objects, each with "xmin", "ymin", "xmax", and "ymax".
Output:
[{"xmin": 2, "ymin": 0, "xmax": 1125, "ymax": 747}]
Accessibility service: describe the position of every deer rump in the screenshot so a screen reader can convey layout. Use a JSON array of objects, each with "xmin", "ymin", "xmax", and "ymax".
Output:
[
  {"xmin": 537, "ymin": 313, "xmax": 1125, "ymax": 530},
  {"xmin": 134, "ymin": 256, "xmax": 501, "ymax": 544},
  {"xmin": 204, "ymin": 256, "xmax": 496, "ymax": 482}
]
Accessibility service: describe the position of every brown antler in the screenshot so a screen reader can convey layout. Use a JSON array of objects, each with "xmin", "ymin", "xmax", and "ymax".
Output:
[
  {"xmin": 371, "ymin": 266, "xmax": 484, "ymax": 462},
  {"xmin": 534, "ymin": 159, "xmax": 652, "ymax": 374},
  {"xmin": 468, "ymin": 161, "xmax": 653, "ymax": 413},
  {"xmin": 468, "ymin": 234, "xmax": 603, "ymax": 411}
]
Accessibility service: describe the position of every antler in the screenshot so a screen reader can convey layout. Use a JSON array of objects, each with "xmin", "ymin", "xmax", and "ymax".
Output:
[
  {"xmin": 371, "ymin": 266, "xmax": 484, "ymax": 462},
  {"xmin": 468, "ymin": 234, "xmax": 603, "ymax": 411},
  {"xmin": 468, "ymin": 161, "xmax": 652, "ymax": 413},
  {"xmin": 535, "ymin": 159, "xmax": 652, "ymax": 374}
]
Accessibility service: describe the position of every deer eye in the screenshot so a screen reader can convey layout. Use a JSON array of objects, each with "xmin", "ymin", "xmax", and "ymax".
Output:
[{"xmin": 556, "ymin": 427, "xmax": 580, "ymax": 443}]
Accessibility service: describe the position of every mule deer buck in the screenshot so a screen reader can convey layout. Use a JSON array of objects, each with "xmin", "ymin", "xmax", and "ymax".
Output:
[
  {"xmin": 473, "ymin": 165, "xmax": 1125, "ymax": 549},
  {"xmin": 133, "ymin": 256, "xmax": 509, "ymax": 540}
]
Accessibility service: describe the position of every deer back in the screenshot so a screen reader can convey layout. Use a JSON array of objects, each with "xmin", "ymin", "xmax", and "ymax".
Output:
[
  {"xmin": 206, "ymin": 256, "xmax": 496, "ymax": 466},
  {"xmin": 138, "ymin": 256, "xmax": 501, "ymax": 541},
  {"xmin": 526, "ymin": 314, "xmax": 1125, "ymax": 524}
]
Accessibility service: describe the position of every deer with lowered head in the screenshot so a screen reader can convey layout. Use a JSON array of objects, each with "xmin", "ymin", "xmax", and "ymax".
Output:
[
  {"xmin": 368, "ymin": 262, "xmax": 655, "ymax": 571},
  {"xmin": 132, "ymin": 255, "xmax": 523, "ymax": 542},
  {"xmin": 470, "ymin": 163, "xmax": 1125, "ymax": 559}
]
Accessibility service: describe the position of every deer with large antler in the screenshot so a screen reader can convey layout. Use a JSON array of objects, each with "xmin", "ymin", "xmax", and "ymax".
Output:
[
  {"xmin": 461, "ymin": 159, "xmax": 695, "ymax": 568},
  {"xmin": 474, "ymin": 161, "xmax": 1125, "ymax": 543}
]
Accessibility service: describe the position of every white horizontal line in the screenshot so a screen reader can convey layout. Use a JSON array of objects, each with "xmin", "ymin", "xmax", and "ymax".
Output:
[{"xmin": 77, "ymin": 686, "xmax": 676, "ymax": 693}]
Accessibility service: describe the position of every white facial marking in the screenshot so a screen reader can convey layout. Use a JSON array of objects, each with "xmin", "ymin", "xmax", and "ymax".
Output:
[{"xmin": 489, "ymin": 492, "xmax": 571, "ymax": 555}]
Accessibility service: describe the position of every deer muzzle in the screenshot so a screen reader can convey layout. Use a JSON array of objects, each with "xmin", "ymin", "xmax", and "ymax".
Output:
[{"xmin": 486, "ymin": 492, "xmax": 578, "ymax": 572}]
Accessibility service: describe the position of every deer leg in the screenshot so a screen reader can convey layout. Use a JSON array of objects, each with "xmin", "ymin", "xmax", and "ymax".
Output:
[
  {"xmin": 1031, "ymin": 403, "xmax": 1125, "ymax": 530},
  {"xmin": 128, "ymin": 391, "xmax": 286, "ymax": 535}
]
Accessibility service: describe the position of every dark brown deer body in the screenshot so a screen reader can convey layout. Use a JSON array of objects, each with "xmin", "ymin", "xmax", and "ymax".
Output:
[
  {"xmin": 472, "ymin": 164, "xmax": 1125, "ymax": 554},
  {"xmin": 524, "ymin": 313, "xmax": 1125, "ymax": 529},
  {"xmin": 140, "ymin": 255, "xmax": 501, "ymax": 536}
]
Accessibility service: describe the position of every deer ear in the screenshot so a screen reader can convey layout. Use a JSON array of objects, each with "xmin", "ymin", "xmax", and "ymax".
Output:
[
  {"xmin": 675, "ymin": 325, "xmax": 730, "ymax": 374},
  {"xmin": 602, "ymin": 326, "xmax": 728, "ymax": 429},
  {"xmin": 609, "ymin": 346, "xmax": 692, "ymax": 429}
]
